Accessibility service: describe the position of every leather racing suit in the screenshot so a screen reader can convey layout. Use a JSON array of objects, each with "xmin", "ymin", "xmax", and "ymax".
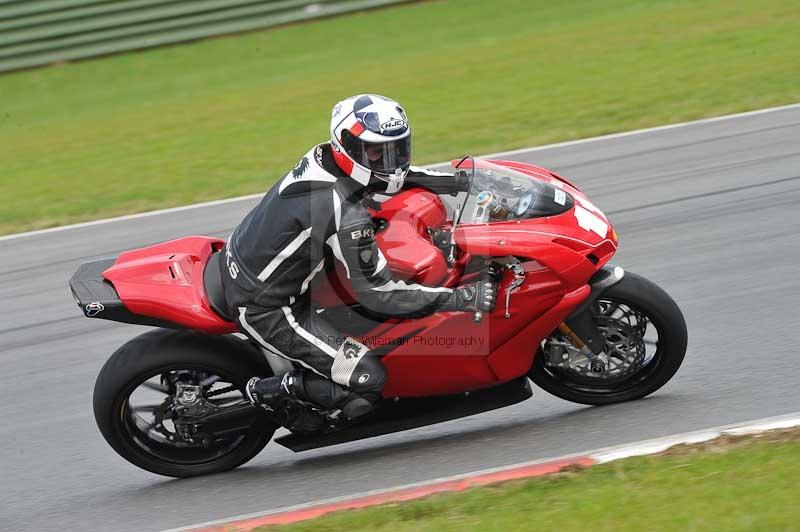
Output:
[{"xmin": 220, "ymin": 142, "xmax": 469, "ymax": 413}]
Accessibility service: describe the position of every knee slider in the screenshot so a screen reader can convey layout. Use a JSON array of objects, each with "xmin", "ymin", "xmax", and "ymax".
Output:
[{"xmin": 348, "ymin": 355, "xmax": 386, "ymax": 395}]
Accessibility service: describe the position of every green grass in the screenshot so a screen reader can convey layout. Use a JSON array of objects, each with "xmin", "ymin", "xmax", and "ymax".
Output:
[
  {"xmin": 2, "ymin": 0, "xmax": 799, "ymax": 234},
  {"xmin": 257, "ymin": 430, "xmax": 800, "ymax": 532}
]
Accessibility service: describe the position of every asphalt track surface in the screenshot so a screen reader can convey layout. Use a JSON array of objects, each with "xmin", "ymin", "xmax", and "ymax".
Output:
[{"xmin": 2, "ymin": 106, "xmax": 799, "ymax": 531}]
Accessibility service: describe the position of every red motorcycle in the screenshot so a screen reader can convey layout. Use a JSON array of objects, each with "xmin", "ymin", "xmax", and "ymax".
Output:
[{"xmin": 71, "ymin": 157, "xmax": 687, "ymax": 477}]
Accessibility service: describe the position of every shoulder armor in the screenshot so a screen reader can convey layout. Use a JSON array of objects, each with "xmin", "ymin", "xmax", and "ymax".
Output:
[{"xmin": 279, "ymin": 145, "xmax": 338, "ymax": 198}]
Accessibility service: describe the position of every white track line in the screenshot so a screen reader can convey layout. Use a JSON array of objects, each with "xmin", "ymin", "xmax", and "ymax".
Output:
[
  {"xmin": 164, "ymin": 412, "xmax": 800, "ymax": 532},
  {"xmin": 4, "ymin": 101, "xmax": 799, "ymax": 244},
  {"xmin": 588, "ymin": 412, "xmax": 800, "ymax": 463}
]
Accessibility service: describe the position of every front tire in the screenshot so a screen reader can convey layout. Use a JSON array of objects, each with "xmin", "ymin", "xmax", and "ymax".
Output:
[
  {"xmin": 93, "ymin": 329, "xmax": 277, "ymax": 478},
  {"xmin": 530, "ymin": 272, "xmax": 687, "ymax": 405}
]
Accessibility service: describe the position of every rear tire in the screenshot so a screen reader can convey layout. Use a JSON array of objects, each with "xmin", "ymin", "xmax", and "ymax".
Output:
[
  {"xmin": 93, "ymin": 329, "xmax": 277, "ymax": 478},
  {"xmin": 530, "ymin": 272, "xmax": 687, "ymax": 405}
]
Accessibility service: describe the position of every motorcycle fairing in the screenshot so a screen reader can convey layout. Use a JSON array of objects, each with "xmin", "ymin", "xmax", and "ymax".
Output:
[
  {"xmin": 69, "ymin": 257, "xmax": 182, "ymax": 329},
  {"xmin": 376, "ymin": 262, "xmax": 583, "ymax": 396},
  {"xmin": 70, "ymin": 158, "xmax": 619, "ymax": 399},
  {"xmin": 100, "ymin": 236, "xmax": 236, "ymax": 334}
]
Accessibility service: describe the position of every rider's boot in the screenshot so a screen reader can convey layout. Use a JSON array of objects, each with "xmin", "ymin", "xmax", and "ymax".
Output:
[
  {"xmin": 245, "ymin": 371, "xmax": 375, "ymax": 429},
  {"xmin": 299, "ymin": 372, "xmax": 375, "ymax": 419},
  {"xmin": 245, "ymin": 372, "xmax": 324, "ymax": 433}
]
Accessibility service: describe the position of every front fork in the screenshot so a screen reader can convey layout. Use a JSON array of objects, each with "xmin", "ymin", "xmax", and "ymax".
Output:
[
  {"xmin": 556, "ymin": 265, "xmax": 626, "ymax": 370},
  {"xmin": 556, "ymin": 322, "xmax": 607, "ymax": 374}
]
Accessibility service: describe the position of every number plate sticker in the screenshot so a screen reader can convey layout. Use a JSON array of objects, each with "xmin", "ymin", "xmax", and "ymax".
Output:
[{"xmin": 574, "ymin": 205, "xmax": 609, "ymax": 237}]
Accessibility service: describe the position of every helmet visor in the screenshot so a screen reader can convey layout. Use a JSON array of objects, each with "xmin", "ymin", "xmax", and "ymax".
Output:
[{"xmin": 343, "ymin": 133, "xmax": 411, "ymax": 177}]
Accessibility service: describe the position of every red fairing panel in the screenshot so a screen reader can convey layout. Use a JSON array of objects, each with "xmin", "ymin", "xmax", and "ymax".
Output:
[
  {"xmin": 455, "ymin": 223, "xmax": 601, "ymax": 288},
  {"xmin": 488, "ymin": 284, "xmax": 590, "ymax": 381},
  {"xmin": 453, "ymin": 165, "xmax": 618, "ymax": 278},
  {"xmin": 375, "ymin": 161, "xmax": 615, "ymax": 397},
  {"xmin": 102, "ymin": 236, "xmax": 237, "ymax": 334},
  {"xmin": 491, "ymin": 159, "xmax": 619, "ymax": 267},
  {"xmin": 380, "ymin": 260, "xmax": 573, "ymax": 397}
]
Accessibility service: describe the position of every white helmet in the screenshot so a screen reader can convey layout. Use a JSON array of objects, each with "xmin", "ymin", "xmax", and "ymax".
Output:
[{"xmin": 330, "ymin": 94, "xmax": 411, "ymax": 194}]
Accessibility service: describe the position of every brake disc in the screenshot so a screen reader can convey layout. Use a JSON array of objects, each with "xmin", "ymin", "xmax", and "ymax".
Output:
[{"xmin": 544, "ymin": 315, "xmax": 646, "ymax": 382}]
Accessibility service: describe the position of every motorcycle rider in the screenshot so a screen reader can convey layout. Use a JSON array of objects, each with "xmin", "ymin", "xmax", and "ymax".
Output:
[{"xmin": 221, "ymin": 94, "xmax": 498, "ymax": 431}]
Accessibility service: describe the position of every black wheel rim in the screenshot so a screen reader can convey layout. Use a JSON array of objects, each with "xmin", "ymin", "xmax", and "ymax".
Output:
[
  {"xmin": 538, "ymin": 297, "xmax": 664, "ymax": 397},
  {"xmin": 119, "ymin": 365, "xmax": 259, "ymax": 465}
]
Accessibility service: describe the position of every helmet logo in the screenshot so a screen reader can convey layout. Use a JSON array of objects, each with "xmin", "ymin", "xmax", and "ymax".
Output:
[{"xmin": 380, "ymin": 119, "xmax": 406, "ymax": 132}]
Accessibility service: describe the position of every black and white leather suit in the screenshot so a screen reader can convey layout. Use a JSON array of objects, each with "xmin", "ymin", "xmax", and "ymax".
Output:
[{"xmin": 220, "ymin": 142, "xmax": 468, "ymax": 407}]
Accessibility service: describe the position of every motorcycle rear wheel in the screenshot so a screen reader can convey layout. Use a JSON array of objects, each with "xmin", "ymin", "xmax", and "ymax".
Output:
[
  {"xmin": 93, "ymin": 329, "xmax": 277, "ymax": 478},
  {"xmin": 530, "ymin": 271, "xmax": 687, "ymax": 405}
]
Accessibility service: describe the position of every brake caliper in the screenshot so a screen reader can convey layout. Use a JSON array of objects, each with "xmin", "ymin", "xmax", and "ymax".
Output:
[{"xmin": 173, "ymin": 383, "xmax": 217, "ymax": 443}]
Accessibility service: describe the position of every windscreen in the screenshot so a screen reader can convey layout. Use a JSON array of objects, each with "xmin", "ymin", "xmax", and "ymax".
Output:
[{"xmin": 453, "ymin": 157, "xmax": 574, "ymax": 225}]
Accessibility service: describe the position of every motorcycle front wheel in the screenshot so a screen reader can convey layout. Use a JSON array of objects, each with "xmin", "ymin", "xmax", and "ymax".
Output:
[
  {"xmin": 93, "ymin": 329, "xmax": 277, "ymax": 478},
  {"xmin": 530, "ymin": 271, "xmax": 688, "ymax": 405}
]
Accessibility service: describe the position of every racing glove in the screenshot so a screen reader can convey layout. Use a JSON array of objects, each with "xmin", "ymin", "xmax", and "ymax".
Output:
[{"xmin": 454, "ymin": 279, "xmax": 498, "ymax": 313}]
